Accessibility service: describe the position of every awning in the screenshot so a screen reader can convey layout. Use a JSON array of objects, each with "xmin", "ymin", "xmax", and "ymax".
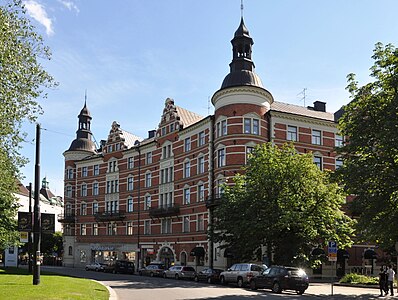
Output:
[
  {"xmin": 190, "ymin": 247, "xmax": 205, "ymax": 257},
  {"xmin": 311, "ymin": 248, "xmax": 325, "ymax": 256},
  {"xmin": 364, "ymin": 249, "xmax": 377, "ymax": 259},
  {"xmin": 223, "ymin": 248, "xmax": 236, "ymax": 258},
  {"xmin": 337, "ymin": 249, "xmax": 350, "ymax": 260}
]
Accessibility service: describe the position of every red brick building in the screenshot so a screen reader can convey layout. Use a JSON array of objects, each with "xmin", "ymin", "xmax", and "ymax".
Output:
[{"xmin": 61, "ymin": 18, "xmax": 350, "ymax": 273}]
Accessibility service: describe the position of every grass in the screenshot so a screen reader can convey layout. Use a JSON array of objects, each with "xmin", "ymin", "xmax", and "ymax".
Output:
[{"xmin": 0, "ymin": 267, "xmax": 109, "ymax": 300}]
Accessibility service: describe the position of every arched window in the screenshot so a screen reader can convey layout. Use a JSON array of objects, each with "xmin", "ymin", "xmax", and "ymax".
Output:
[{"xmin": 68, "ymin": 246, "xmax": 73, "ymax": 256}]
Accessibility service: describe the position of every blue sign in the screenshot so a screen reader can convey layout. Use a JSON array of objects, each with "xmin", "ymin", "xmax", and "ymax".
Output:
[{"xmin": 328, "ymin": 241, "xmax": 337, "ymax": 254}]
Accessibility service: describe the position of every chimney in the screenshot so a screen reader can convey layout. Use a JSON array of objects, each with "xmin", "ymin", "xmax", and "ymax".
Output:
[
  {"xmin": 313, "ymin": 101, "xmax": 326, "ymax": 112},
  {"xmin": 148, "ymin": 130, "xmax": 156, "ymax": 138}
]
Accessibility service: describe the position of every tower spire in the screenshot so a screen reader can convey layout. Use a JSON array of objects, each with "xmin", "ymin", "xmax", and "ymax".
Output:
[{"xmin": 241, "ymin": 0, "xmax": 244, "ymax": 18}]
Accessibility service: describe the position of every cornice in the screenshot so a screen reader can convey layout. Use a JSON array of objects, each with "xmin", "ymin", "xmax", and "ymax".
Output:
[
  {"xmin": 270, "ymin": 111, "xmax": 337, "ymax": 128},
  {"xmin": 212, "ymin": 86, "xmax": 274, "ymax": 106}
]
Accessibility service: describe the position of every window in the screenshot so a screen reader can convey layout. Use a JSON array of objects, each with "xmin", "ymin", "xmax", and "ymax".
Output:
[
  {"xmin": 81, "ymin": 224, "xmax": 86, "ymax": 236},
  {"xmin": 144, "ymin": 195, "xmax": 151, "ymax": 210},
  {"xmin": 93, "ymin": 182, "xmax": 99, "ymax": 196},
  {"xmin": 246, "ymin": 146, "xmax": 254, "ymax": 163},
  {"xmin": 107, "ymin": 222, "xmax": 117, "ymax": 235},
  {"xmin": 216, "ymin": 179, "xmax": 224, "ymax": 196},
  {"xmin": 68, "ymin": 246, "xmax": 72, "ymax": 255},
  {"xmin": 81, "ymin": 203, "xmax": 87, "ymax": 216},
  {"xmin": 66, "ymin": 186, "xmax": 72, "ymax": 198},
  {"xmin": 93, "ymin": 223, "xmax": 98, "ymax": 236},
  {"xmin": 170, "ymin": 123, "xmax": 174, "ymax": 132},
  {"xmin": 128, "ymin": 157, "xmax": 134, "ymax": 169},
  {"xmin": 336, "ymin": 157, "xmax": 343, "ymax": 169},
  {"xmin": 144, "ymin": 220, "xmax": 151, "ymax": 235},
  {"xmin": 335, "ymin": 134, "xmax": 344, "ymax": 147},
  {"xmin": 81, "ymin": 183, "xmax": 87, "ymax": 197},
  {"xmin": 145, "ymin": 173, "xmax": 152, "ymax": 187},
  {"xmin": 93, "ymin": 164, "xmax": 99, "ymax": 176},
  {"xmin": 184, "ymin": 137, "xmax": 191, "ymax": 152},
  {"xmin": 161, "ymin": 219, "xmax": 171, "ymax": 234},
  {"xmin": 106, "ymin": 180, "xmax": 119, "ymax": 194},
  {"xmin": 287, "ymin": 126, "xmax": 297, "ymax": 141},
  {"xmin": 198, "ymin": 156, "xmax": 205, "ymax": 174},
  {"xmin": 312, "ymin": 130, "xmax": 322, "ymax": 145},
  {"xmin": 218, "ymin": 148, "xmax": 226, "ymax": 167},
  {"xmin": 184, "ymin": 161, "xmax": 191, "ymax": 178},
  {"xmin": 244, "ymin": 118, "xmax": 260, "ymax": 135},
  {"xmin": 106, "ymin": 200, "xmax": 118, "ymax": 213},
  {"xmin": 217, "ymin": 120, "xmax": 227, "ymax": 137},
  {"xmin": 126, "ymin": 222, "xmax": 133, "ymax": 235},
  {"xmin": 197, "ymin": 214, "xmax": 204, "ymax": 231},
  {"xmin": 65, "ymin": 203, "xmax": 72, "ymax": 216},
  {"xmin": 115, "ymin": 143, "xmax": 120, "ymax": 151},
  {"xmin": 92, "ymin": 202, "xmax": 99, "ymax": 214},
  {"xmin": 161, "ymin": 127, "xmax": 166, "ymax": 136},
  {"xmin": 66, "ymin": 168, "xmax": 73, "ymax": 179},
  {"xmin": 127, "ymin": 176, "xmax": 134, "ymax": 191},
  {"xmin": 107, "ymin": 145, "xmax": 112, "ymax": 153},
  {"xmin": 183, "ymin": 216, "xmax": 190, "ymax": 232},
  {"xmin": 108, "ymin": 160, "xmax": 118, "ymax": 172},
  {"xmin": 82, "ymin": 167, "xmax": 88, "ymax": 177},
  {"xmin": 127, "ymin": 197, "xmax": 133, "ymax": 212},
  {"xmin": 184, "ymin": 188, "xmax": 190, "ymax": 205},
  {"xmin": 314, "ymin": 156, "xmax": 322, "ymax": 170},
  {"xmin": 198, "ymin": 184, "xmax": 205, "ymax": 202},
  {"xmin": 65, "ymin": 224, "xmax": 71, "ymax": 236},
  {"xmin": 198, "ymin": 131, "xmax": 205, "ymax": 146},
  {"xmin": 146, "ymin": 152, "xmax": 152, "ymax": 164}
]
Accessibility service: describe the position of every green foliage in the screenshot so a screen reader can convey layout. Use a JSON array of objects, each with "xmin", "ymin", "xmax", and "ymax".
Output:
[
  {"xmin": 41, "ymin": 231, "xmax": 63, "ymax": 256},
  {"xmin": 339, "ymin": 273, "xmax": 379, "ymax": 285},
  {"xmin": 336, "ymin": 42, "xmax": 398, "ymax": 249},
  {"xmin": 0, "ymin": 0, "xmax": 56, "ymax": 249},
  {"xmin": 211, "ymin": 143, "xmax": 355, "ymax": 266}
]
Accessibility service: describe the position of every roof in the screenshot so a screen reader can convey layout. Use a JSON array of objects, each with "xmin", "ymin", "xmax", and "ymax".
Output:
[
  {"xmin": 176, "ymin": 106, "xmax": 205, "ymax": 128},
  {"xmin": 271, "ymin": 101, "xmax": 335, "ymax": 122},
  {"xmin": 119, "ymin": 128, "xmax": 143, "ymax": 148}
]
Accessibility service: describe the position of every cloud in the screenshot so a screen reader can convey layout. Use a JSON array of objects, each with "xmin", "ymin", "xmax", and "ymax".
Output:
[
  {"xmin": 57, "ymin": 0, "xmax": 80, "ymax": 14},
  {"xmin": 23, "ymin": 0, "xmax": 54, "ymax": 36}
]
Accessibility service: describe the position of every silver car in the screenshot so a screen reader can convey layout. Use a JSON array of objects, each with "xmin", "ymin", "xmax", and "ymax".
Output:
[
  {"xmin": 85, "ymin": 262, "xmax": 106, "ymax": 272},
  {"xmin": 163, "ymin": 266, "xmax": 196, "ymax": 280},
  {"xmin": 220, "ymin": 263, "xmax": 265, "ymax": 287}
]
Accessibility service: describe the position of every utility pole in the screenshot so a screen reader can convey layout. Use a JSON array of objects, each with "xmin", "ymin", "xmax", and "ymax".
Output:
[
  {"xmin": 33, "ymin": 124, "xmax": 41, "ymax": 285},
  {"xmin": 28, "ymin": 182, "xmax": 32, "ymax": 274}
]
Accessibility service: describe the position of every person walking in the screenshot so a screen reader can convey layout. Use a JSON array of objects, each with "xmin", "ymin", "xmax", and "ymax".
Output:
[
  {"xmin": 379, "ymin": 266, "xmax": 388, "ymax": 296},
  {"xmin": 386, "ymin": 264, "xmax": 395, "ymax": 296}
]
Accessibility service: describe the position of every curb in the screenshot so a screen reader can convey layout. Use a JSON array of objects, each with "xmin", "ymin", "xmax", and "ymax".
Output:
[{"xmin": 92, "ymin": 279, "xmax": 118, "ymax": 300}]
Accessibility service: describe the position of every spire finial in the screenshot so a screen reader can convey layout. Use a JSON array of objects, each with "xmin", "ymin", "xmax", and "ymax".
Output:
[
  {"xmin": 241, "ymin": 0, "xmax": 244, "ymax": 18},
  {"xmin": 84, "ymin": 89, "xmax": 87, "ymax": 105}
]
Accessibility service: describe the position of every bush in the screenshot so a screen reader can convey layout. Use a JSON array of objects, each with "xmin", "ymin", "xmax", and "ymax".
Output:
[{"xmin": 339, "ymin": 273, "xmax": 379, "ymax": 285}]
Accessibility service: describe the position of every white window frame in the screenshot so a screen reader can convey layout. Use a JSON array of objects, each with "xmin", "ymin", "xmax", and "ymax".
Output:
[
  {"xmin": 93, "ymin": 164, "xmax": 99, "ymax": 176},
  {"xmin": 127, "ymin": 176, "xmax": 134, "ymax": 191},
  {"xmin": 198, "ymin": 131, "xmax": 205, "ymax": 146},
  {"xmin": 184, "ymin": 187, "xmax": 190, "ymax": 205},
  {"xmin": 184, "ymin": 137, "xmax": 191, "ymax": 152},
  {"xmin": 184, "ymin": 160, "xmax": 191, "ymax": 178},
  {"xmin": 335, "ymin": 134, "xmax": 344, "ymax": 147},
  {"xmin": 312, "ymin": 130, "xmax": 322, "ymax": 145},
  {"xmin": 287, "ymin": 125, "xmax": 297, "ymax": 141},
  {"xmin": 198, "ymin": 156, "xmax": 205, "ymax": 174},
  {"xmin": 183, "ymin": 216, "xmax": 190, "ymax": 233},
  {"xmin": 81, "ymin": 183, "xmax": 87, "ymax": 197},
  {"xmin": 92, "ymin": 182, "xmax": 99, "ymax": 196},
  {"xmin": 127, "ymin": 197, "xmax": 133, "ymax": 212},
  {"xmin": 314, "ymin": 156, "xmax": 322, "ymax": 170},
  {"xmin": 198, "ymin": 184, "xmax": 205, "ymax": 202},
  {"xmin": 128, "ymin": 157, "xmax": 134, "ymax": 169},
  {"xmin": 218, "ymin": 148, "xmax": 226, "ymax": 167}
]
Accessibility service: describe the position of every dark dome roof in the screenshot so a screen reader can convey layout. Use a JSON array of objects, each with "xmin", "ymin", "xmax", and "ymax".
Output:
[
  {"xmin": 234, "ymin": 17, "xmax": 250, "ymax": 38},
  {"xmin": 68, "ymin": 138, "xmax": 96, "ymax": 152},
  {"xmin": 221, "ymin": 70, "xmax": 264, "ymax": 90},
  {"xmin": 79, "ymin": 103, "xmax": 91, "ymax": 117}
]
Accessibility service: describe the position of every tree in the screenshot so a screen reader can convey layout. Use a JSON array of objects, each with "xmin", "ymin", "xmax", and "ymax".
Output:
[
  {"xmin": 336, "ymin": 42, "xmax": 398, "ymax": 249},
  {"xmin": 211, "ymin": 143, "xmax": 355, "ymax": 266},
  {"xmin": 0, "ymin": 0, "xmax": 56, "ymax": 249}
]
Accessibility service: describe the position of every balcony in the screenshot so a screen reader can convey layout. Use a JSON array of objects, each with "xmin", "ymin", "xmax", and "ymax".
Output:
[
  {"xmin": 205, "ymin": 194, "xmax": 223, "ymax": 208},
  {"xmin": 94, "ymin": 210, "xmax": 126, "ymax": 222},
  {"xmin": 57, "ymin": 214, "xmax": 76, "ymax": 223},
  {"xmin": 149, "ymin": 204, "xmax": 180, "ymax": 218}
]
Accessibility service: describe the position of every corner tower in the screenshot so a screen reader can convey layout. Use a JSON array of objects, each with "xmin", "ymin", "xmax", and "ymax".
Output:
[{"xmin": 211, "ymin": 18, "xmax": 274, "ymax": 181}]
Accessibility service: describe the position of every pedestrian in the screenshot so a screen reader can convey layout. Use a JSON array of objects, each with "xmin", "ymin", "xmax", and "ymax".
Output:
[
  {"xmin": 379, "ymin": 266, "xmax": 388, "ymax": 296},
  {"xmin": 386, "ymin": 264, "xmax": 395, "ymax": 296}
]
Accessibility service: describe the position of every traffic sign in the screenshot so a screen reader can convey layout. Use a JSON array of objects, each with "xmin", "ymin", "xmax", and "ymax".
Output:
[{"xmin": 328, "ymin": 241, "xmax": 337, "ymax": 261}]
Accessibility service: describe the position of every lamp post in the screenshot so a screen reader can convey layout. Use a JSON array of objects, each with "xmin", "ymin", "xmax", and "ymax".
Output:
[
  {"xmin": 33, "ymin": 123, "xmax": 41, "ymax": 285},
  {"xmin": 135, "ymin": 140, "xmax": 141, "ymax": 271}
]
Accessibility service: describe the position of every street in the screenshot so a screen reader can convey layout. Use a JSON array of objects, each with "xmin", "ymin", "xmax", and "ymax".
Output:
[{"xmin": 41, "ymin": 266, "xmax": 384, "ymax": 299}]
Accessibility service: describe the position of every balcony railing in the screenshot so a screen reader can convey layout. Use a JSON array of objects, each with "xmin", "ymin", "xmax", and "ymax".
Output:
[
  {"xmin": 149, "ymin": 204, "xmax": 180, "ymax": 218},
  {"xmin": 205, "ymin": 194, "xmax": 223, "ymax": 208},
  {"xmin": 94, "ymin": 210, "xmax": 126, "ymax": 222},
  {"xmin": 57, "ymin": 214, "xmax": 76, "ymax": 223}
]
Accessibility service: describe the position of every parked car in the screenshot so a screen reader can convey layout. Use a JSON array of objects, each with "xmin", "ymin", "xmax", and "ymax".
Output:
[
  {"xmin": 194, "ymin": 268, "xmax": 224, "ymax": 284},
  {"xmin": 106, "ymin": 260, "xmax": 135, "ymax": 274},
  {"xmin": 138, "ymin": 263, "xmax": 165, "ymax": 277},
  {"xmin": 220, "ymin": 263, "xmax": 265, "ymax": 287},
  {"xmin": 85, "ymin": 262, "xmax": 107, "ymax": 272},
  {"xmin": 249, "ymin": 266, "xmax": 309, "ymax": 295},
  {"xmin": 163, "ymin": 266, "xmax": 196, "ymax": 280}
]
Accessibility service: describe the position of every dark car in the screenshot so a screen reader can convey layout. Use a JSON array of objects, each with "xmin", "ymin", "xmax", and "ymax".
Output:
[
  {"xmin": 138, "ymin": 263, "xmax": 165, "ymax": 277},
  {"xmin": 194, "ymin": 268, "xmax": 224, "ymax": 284},
  {"xmin": 249, "ymin": 266, "xmax": 309, "ymax": 295},
  {"xmin": 107, "ymin": 260, "xmax": 135, "ymax": 274}
]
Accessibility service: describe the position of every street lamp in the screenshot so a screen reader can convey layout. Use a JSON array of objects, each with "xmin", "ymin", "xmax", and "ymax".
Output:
[{"xmin": 135, "ymin": 140, "xmax": 141, "ymax": 271}]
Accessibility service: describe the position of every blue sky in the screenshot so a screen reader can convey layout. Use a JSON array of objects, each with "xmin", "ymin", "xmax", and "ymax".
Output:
[{"xmin": 17, "ymin": 0, "xmax": 398, "ymax": 196}]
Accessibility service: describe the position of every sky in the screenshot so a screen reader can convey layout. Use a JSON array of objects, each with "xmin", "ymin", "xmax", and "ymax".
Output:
[{"xmin": 14, "ymin": 0, "xmax": 398, "ymax": 196}]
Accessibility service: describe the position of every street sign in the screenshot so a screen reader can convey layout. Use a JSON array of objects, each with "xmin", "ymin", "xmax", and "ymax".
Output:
[{"xmin": 328, "ymin": 241, "xmax": 337, "ymax": 261}]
